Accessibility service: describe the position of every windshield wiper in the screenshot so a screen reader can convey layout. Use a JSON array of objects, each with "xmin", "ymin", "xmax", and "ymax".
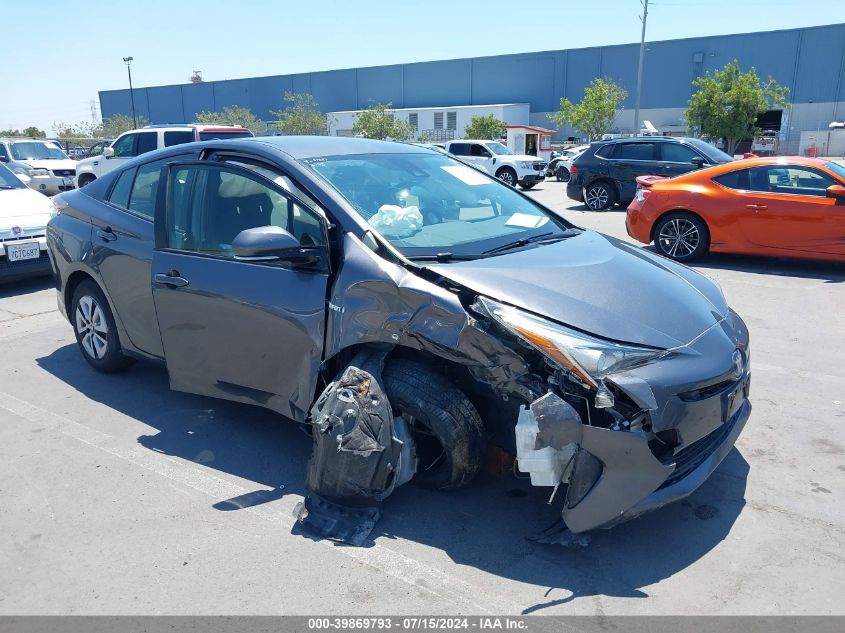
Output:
[
  {"xmin": 407, "ymin": 253, "xmax": 484, "ymax": 263},
  {"xmin": 482, "ymin": 230, "xmax": 578, "ymax": 256}
]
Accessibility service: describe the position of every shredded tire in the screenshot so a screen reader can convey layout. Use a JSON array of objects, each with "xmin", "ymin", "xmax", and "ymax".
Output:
[{"xmin": 383, "ymin": 358, "xmax": 486, "ymax": 490}]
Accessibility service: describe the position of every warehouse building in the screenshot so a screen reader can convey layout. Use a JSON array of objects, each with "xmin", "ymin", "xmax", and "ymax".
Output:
[{"xmin": 99, "ymin": 23, "xmax": 845, "ymax": 154}]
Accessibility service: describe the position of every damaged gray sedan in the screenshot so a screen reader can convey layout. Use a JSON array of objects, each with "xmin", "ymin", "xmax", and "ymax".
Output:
[{"xmin": 46, "ymin": 136, "xmax": 751, "ymax": 544}]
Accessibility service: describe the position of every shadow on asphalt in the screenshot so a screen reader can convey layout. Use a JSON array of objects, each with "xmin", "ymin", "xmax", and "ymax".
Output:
[
  {"xmin": 36, "ymin": 343, "xmax": 749, "ymax": 613},
  {"xmin": 690, "ymin": 252, "xmax": 845, "ymax": 283},
  {"xmin": 0, "ymin": 275, "xmax": 54, "ymax": 298}
]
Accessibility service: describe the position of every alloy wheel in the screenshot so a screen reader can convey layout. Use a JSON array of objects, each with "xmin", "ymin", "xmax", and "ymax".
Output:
[
  {"xmin": 658, "ymin": 218, "xmax": 701, "ymax": 259},
  {"xmin": 75, "ymin": 296, "xmax": 109, "ymax": 360},
  {"xmin": 585, "ymin": 185, "xmax": 609, "ymax": 209},
  {"xmin": 498, "ymin": 171, "xmax": 516, "ymax": 186}
]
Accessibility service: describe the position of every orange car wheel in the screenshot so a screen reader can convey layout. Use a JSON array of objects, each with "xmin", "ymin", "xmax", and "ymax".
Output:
[{"xmin": 653, "ymin": 212, "xmax": 710, "ymax": 262}]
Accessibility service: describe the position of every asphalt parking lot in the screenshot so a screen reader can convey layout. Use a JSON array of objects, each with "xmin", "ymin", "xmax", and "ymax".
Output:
[{"xmin": 1, "ymin": 179, "xmax": 843, "ymax": 616}]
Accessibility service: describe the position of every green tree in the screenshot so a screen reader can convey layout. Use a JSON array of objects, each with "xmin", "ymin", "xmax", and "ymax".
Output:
[
  {"xmin": 22, "ymin": 126, "xmax": 46, "ymax": 138},
  {"xmin": 194, "ymin": 106, "xmax": 268, "ymax": 135},
  {"xmin": 463, "ymin": 114, "xmax": 507, "ymax": 140},
  {"xmin": 102, "ymin": 114, "xmax": 147, "ymax": 137},
  {"xmin": 52, "ymin": 121, "xmax": 101, "ymax": 140},
  {"xmin": 352, "ymin": 102, "xmax": 414, "ymax": 141},
  {"xmin": 271, "ymin": 92, "xmax": 328, "ymax": 135},
  {"xmin": 685, "ymin": 60, "xmax": 789, "ymax": 155},
  {"xmin": 548, "ymin": 78, "xmax": 628, "ymax": 140}
]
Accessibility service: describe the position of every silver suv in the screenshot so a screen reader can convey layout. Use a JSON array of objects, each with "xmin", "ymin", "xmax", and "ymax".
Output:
[{"xmin": 0, "ymin": 138, "xmax": 78, "ymax": 195}]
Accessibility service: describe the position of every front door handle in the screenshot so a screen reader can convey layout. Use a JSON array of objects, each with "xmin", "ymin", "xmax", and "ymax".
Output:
[
  {"xmin": 154, "ymin": 272, "xmax": 189, "ymax": 288},
  {"xmin": 96, "ymin": 227, "xmax": 117, "ymax": 241},
  {"xmin": 745, "ymin": 204, "xmax": 768, "ymax": 210}
]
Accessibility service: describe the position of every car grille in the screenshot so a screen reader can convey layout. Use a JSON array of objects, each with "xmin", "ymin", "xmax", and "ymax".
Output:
[
  {"xmin": 51, "ymin": 169, "xmax": 76, "ymax": 177},
  {"xmin": 1, "ymin": 232, "xmax": 46, "ymax": 244},
  {"xmin": 532, "ymin": 162, "xmax": 547, "ymax": 172},
  {"xmin": 659, "ymin": 410, "xmax": 740, "ymax": 489}
]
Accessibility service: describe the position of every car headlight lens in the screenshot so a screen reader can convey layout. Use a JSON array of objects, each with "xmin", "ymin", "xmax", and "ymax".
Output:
[
  {"xmin": 27, "ymin": 168, "xmax": 49, "ymax": 176},
  {"xmin": 475, "ymin": 296, "xmax": 667, "ymax": 387},
  {"xmin": 517, "ymin": 161, "xmax": 534, "ymax": 169}
]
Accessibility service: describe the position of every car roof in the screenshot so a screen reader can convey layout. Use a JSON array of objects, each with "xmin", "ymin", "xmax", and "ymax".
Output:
[
  {"xmin": 598, "ymin": 136, "xmax": 692, "ymax": 145},
  {"xmin": 245, "ymin": 135, "xmax": 432, "ymax": 159}
]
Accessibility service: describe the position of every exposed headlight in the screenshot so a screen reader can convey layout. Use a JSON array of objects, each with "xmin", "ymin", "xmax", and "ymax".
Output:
[
  {"xmin": 475, "ymin": 296, "xmax": 667, "ymax": 387},
  {"xmin": 517, "ymin": 161, "xmax": 534, "ymax": 169}
]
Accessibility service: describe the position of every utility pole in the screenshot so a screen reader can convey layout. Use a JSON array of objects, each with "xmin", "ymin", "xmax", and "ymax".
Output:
[
  {"xmin": 123, "ymin": 56, "xmax": 137, "ymax": 129},
  {"xmin": 634, "ymin": 0, "xmax": 649, "ymax": 135}
]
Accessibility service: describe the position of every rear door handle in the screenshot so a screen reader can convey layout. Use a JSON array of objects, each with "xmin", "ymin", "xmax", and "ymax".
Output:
[
  {"xmin": 745, "ymin": 204, "xmax": 768, "ymax": 210},
  {"xmin": 96, "ymin": 227, "xmax": 117, "ymax": 241},
  {"xmin": 154, "ymin": 272, "xmax": 189, "ymax": 288}
]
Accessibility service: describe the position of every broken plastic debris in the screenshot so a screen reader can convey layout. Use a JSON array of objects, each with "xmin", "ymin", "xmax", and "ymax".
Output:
[{"xmin": 368, "ymin": 204, "xmax": 423, "ymax": 238}]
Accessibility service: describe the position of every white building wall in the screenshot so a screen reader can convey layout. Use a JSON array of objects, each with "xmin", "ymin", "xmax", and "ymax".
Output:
[{"xmin": 328, "ymin": 103, "xmax": 530, "ymax": 139}]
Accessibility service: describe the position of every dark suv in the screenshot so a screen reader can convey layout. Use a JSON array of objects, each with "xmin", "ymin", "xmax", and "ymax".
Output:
[{"xmin": 567, "ymin": 137, "xmax": 733, "ymax": 210}]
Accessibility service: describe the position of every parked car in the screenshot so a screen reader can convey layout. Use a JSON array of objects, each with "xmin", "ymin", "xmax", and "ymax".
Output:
[
  {"xmin": 627, "ymin": 156, "xmax": 845, "ymax": 263},
  {"xmin": 0, "ymin": 138, "xmax": 78, "ymax": 195},
  {"xmin": 445, "ymin": 139, "xmax": 546, "ymax": 189},
  {"xmin": 0, "ymin": 162, "xmax": 55, "ymax": 282},
  {"xmin": 546, "ymin": 144, "xmax": 590, "ymax": 181},
  {"xmin": 48, "ymin": 137, "xmax": 750, "ymax": 543},
  {"xmin": 567, "ymin": 137, "xmax": 734, "ymax": 210},
  {"xmin": 75, "ymin": 124, "xmax": 253, "ymax": 188}
]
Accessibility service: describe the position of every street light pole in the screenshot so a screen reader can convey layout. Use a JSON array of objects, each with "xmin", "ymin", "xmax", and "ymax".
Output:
[
  {"xmin": 634, "ymin": 0, "xmax": 649, "ymax": 135},
  {"xmin": 123, "ymin": 56, "xmax": 137, "ymax": 129}
]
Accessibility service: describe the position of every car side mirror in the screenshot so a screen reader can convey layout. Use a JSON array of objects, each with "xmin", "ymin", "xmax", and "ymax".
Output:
[
  {"xmin": 232, "ymin": 226, "xmax": 322, "ymax": 267},
  {"xmin": 103, "ymin": 147, "xmax": 115, "ymax": 158},
  {"xmin": 691, "ymin": 157, "xmax": 706, "ymax": 168},
  {"xmin": 826, "ymin": 184, "xmax": 845, "ymax": 200}
]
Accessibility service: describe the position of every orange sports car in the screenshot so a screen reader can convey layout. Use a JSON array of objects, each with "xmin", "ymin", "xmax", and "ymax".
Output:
[{"xmin": 626, "ymin": 156, "xmax": 845, "ymax": 262}]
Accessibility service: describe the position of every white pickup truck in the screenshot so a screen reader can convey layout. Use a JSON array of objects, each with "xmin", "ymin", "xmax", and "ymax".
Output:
[{"xmin": 445, "ymin": 140, "xmax": 547, "ymax": 190}]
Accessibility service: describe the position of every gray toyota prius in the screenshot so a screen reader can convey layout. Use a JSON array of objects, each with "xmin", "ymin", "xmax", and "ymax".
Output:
[{"xmin": 46, "ymin": 136, "xmax": 751, "ymax": 544}]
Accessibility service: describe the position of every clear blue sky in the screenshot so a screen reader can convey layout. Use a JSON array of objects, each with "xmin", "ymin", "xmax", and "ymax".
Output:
[{"xmin": 1, "ymin": 0, "xmax": 841, "ymax": 132}]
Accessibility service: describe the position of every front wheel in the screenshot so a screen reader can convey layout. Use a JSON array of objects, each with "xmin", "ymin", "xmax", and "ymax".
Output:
[
  {"xmin": 555, "ymin": 167, "xmax": 570, "ymax": 182},
  {"xmin": 383, "ymin": 359, "xmax": 486, "ymax": 490},
  {"xmin": 496, "ymin": 167, "xmax": 518, "ymax": 187},
  {"xmin": 519, "ymin": 183, "xmax": 535, "ymax": 190},
  {"xmin": 653, "ymin": 212, "xmax": 710, "ymax": 262},
  {"xmin": 584, "ymin": 181, "xmax": 617, "ymax": 210},
  {"xmin": 77, "ymin": 174, "xmax": 96, "ymax": 188},
  {"xmin": 71, "ymin": 280, "xmax": 133, "ymax": 372}
]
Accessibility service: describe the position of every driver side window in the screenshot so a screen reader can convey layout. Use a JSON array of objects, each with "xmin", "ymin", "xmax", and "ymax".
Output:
[
  {"xmin": 111, "ymin": 134, "xmax": 137, "ymax": 158},
  {"xmin": 470, "ymin": 144, "xmax": 491, "ymax": 157},
  {"xmin": 166, "ymin": 165, "xmax": 325, "ymax": 257}
]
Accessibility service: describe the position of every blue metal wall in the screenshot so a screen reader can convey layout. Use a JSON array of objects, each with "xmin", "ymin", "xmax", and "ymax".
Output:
[{"xmin": 99, "ymin": 23, "xmax": 845, "ymax": 124}]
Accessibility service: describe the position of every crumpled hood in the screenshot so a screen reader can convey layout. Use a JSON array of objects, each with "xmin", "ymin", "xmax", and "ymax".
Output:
[
  {"xmin": 0, "ymin": 188, "xmax": 53, "ymax": 230},
  {"xmin": 428, "ymin": 230, "xmax": 728, "ymax": 349},
  {"xmin": 19, "ymin": 158, "xmax": 77, "ymax": 171}
]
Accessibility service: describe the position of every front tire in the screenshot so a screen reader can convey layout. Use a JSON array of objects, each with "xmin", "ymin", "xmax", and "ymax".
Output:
[
  {"xmin": 519, "ymin": 182, "xmax": 535, "ymax": 190},
  {"xmin": 555, "ymin": 167, "xmax": 570, "ymax": 182},
  {"xmin": 496, "ymin": 167, "xmax": 518, "ymax": 187},
  {"xmin": 584, "ymin": 181, "xmax": 617, "ymax": 210},
  {"xmin": 653, "ymin": 212, "xmax": 710, "ymax": 262},
  {"xmin": 383, "ymin": 359, "xmax": 486, "ymax": 490},
  {"xmin": 71, "ymin": 280, "xmax": 133, "ymax": 372}
]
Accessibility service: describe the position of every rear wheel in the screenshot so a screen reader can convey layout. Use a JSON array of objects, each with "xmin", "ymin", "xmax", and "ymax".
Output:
[
  {"xmin": 653, "ymin": 212, "xmax": 710, "ymax": 262},
  {"xmin": 383, "ymin": 359, "xmax": 486, "ymax": 490},
  {"xmin": 71, "ymin": 280, "xmax": 133, "ymax": 372},
  {"xmin": 496, "ymin": 167, "xmax": 518, "ymax": 187},
  {"xmin": 584, "ymin": 181, "xmax": 616, "ymax": 210}
]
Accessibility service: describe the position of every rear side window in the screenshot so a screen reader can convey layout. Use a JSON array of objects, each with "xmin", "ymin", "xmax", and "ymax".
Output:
[
  {"xmin": 197, "ymin": 130, "xmax": 253, "ymax": 141},
  {"xmin": 616, "ymin": 143, "xmax": 656, "ymax": 160},
  {"xmin": 660, "ymin": 143, "xmax": 700, "ymax": 163},
  {"xmin": 136, "ymin": 132, "xmax": 158, "ymax": 156},
  {"xmin": 164, "ymin": 131, "xmax": 194, "ymax": 147},
  {"xmin": 108, "ymin": 169, "xmax": 136, "ymax": 208},
  {"xmin": 713, "ymin": 169, "xmax": 750, "ymax": 191},
  {"xmin": 449, "ymin": 143, "xmax": 469, "ymax": 156},
  {"xmin": 594, "ymin": 144, "xmax": 615, "ymax": 159}
]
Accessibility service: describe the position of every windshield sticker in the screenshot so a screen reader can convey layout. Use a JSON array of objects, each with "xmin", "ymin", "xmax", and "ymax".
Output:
[
  {"xmin": 505, "ymin": 213, "xmax": 548, "ymax": 229},
  {"xmin": 440, "ymin": 165, "xmax": 490, "ymax": 186}
]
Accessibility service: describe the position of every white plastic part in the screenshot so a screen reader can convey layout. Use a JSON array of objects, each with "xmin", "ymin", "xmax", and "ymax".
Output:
[{"xmin": 515, "ymin": 406, "xmax": 576, "ymax": 487}]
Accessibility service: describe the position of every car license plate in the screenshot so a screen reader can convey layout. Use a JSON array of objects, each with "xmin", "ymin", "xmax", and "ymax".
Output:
[
  {"xmin": 723, "ymin": 376, "xmax": 749, "ymax": 422},
  {"xmin": 6, "ymin": 241, "xmax": 40, "ymax": 262}
]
